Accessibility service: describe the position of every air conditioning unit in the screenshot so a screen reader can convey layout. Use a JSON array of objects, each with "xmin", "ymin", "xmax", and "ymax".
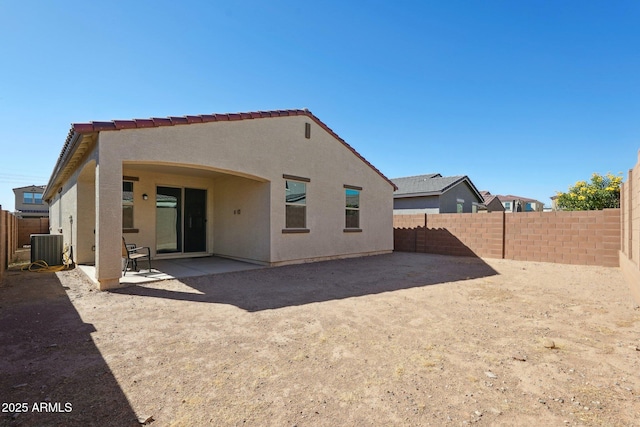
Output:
[{"xmin": 30, "ymin": 234, "xmax": 64, "ymax": 266}]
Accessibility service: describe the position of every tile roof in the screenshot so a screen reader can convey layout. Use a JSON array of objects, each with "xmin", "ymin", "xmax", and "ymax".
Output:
[
  {"xmin": 392, "ymin": 174, "xmax": 464, "ymax": 195},
  {"xmin": 391, "ymin": 173, "xmax": 484, "ymax": 202},
  {"xmin": 482, "ymin": 193, "xmax": 499, "ymax": 205},
  {"xmin": 46, "ymin": 109, "xmax": 396, "ymax": 198}
]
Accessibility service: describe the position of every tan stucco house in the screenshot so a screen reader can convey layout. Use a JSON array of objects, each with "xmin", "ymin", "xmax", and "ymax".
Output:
[{"xmin": 43, "ymin": 109, "xmax": 396, "ymax": 290}]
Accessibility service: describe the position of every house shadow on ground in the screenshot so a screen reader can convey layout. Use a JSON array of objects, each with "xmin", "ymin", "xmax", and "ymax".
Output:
[
  {"xmin": 112, "ymin": 252, "xmax": 498, "ymax": 312},
  {"xmin": 0, "ymin": 270, "xmax": 139, "ymax": 427}
]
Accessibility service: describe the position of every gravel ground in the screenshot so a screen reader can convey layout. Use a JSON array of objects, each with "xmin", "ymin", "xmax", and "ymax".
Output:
[{"xmin": 1, "ymin": 252, "xmax": 639, "ymax": 426}]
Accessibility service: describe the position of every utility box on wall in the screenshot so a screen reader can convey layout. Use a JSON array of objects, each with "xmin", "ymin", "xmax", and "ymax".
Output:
[{"xmin": 30, "ymin": 234, "xmax": 64, "ymax": 266}]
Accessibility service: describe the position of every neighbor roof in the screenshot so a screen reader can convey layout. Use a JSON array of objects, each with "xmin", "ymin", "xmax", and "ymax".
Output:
[
  {"xmin": 13, "ymin": 185, "xmax": 46, "ymax": 192},
  {"xmin": 480, "ymin": 191, "xmax": 500, "ymax": 205},
  {"xmin": 496, "ymin": 194, "xmax": 542, "ymax": 204},
  {"xmin": 44, "ymin": 109, "xmax": 397, "ymax": 200},
  {"xmin": 391, "ymin": 174, "xmax": 483, "ymax": 201}
]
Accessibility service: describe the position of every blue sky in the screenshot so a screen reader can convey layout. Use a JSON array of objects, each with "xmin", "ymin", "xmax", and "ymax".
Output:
[{"xmin": 1, "ymin": 0, "xmax": 639, "ymax": 211}]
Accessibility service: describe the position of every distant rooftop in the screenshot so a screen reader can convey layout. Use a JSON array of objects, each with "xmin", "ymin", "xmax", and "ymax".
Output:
[{"xmin": 391, "ymin": 173, "xmax": 482, "ymax": 200}]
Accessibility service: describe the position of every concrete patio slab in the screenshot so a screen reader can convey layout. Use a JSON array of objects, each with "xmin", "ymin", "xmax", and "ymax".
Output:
[{"xmin": 77, "ymin": 256, "xmax": 264, "ymax": 286}]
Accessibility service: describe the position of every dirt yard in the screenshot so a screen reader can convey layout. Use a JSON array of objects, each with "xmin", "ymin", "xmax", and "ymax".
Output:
[{"xmin": 1, "ymin": 252, "xmax": 639, "ymax": 426}]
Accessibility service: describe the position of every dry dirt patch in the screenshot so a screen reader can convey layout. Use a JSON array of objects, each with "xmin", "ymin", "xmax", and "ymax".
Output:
[{"xmin": 1, "ymin": 253, "xmax": 639, "ymax": 426}]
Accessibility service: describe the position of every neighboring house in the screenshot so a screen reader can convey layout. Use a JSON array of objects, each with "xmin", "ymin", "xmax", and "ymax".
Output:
[
  {"xmin": 496, "ymin": 195, "xmax": 545, "ymax": 212},
  {"xmin": 43, "ymin": 109, "xmax": 396, "ymax": 290},
  {"xmin": 13, "ymin": 185, "xmax": 48, "ymax": 218},
  {"xmin": 478, "ymin": 191, "xmax": 506, "ymax": 213},
  {"xmin": 392, "ymin": 174, "xmax": 484, "ymax": 214}
]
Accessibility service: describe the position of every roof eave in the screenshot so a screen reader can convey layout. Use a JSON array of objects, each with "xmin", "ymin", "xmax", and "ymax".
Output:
[
  {"xmin": 393, "ymin": 191, "xmax": 442, "ymax": 198},
  {"xmin": 44, "ymin": 129, "xmax": 97, "ymax": 201}
]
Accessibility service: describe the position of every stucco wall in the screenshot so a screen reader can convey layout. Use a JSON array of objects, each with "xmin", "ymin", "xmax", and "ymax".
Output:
[
  {"xmin": 48, "ymin": 140, "xmax": 98, "ymax": 267},
  {"xmin": 212, "ymin": 175, "xmax": 271, "ymax": 263},
  {"xmin": 47, "ymin": 175, "xmax": 78, "ymax": 255}
]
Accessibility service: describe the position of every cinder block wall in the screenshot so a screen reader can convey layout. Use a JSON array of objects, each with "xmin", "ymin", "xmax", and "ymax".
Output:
[
  {"xmin": 393, "ymin": 215, "xmax": 426, "ymax": 229},
  {"xmin": 425, "ymin": 212, "xmax": 504, "ymax": 258},
  {"xmin": 393, "ymin": 209, "xmax": 620, "ymax": 267},
  {"xmin": 17, "ymin": 217, "xmax": 50, "ymax": 247},
  {"xmin": 620, "ymin": 150, "xmax": 640, "ymax": 301},
  {"xmin": 393, "ymin": 215, "xmax": 425, "ymax": 252},
  {"xmin": 504, "ymin": 210, "xmax": 619, "ymax": 266}
]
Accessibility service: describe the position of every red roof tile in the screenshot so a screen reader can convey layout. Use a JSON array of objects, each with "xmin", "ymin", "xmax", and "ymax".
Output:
[
  {"xmin": 134, "ymin": 119, "xmax": 155, "ymax": 128},
  {"xmin": 72, "ymin": 123, "xmax": 94, "ymax": 133},
  {"xmin": 113, "ymin": 120, "xmax": 137, "ymax": 130},
  {"xmin": 169, "ymin": 116, "xmax": 189, "ymax": 125},
  {"xmin": 91, "ymin": 121, "xmax": 117, "ymax": 131},
  {"xmin": 152, "ymin": 117, "xmax": 172, "ymax": 126}
]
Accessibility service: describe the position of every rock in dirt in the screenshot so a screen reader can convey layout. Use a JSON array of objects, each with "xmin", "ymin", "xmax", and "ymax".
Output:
[
  {"xmin": 138, "ymin": 415, "xmax": 154, "ymax": 425},
  {"xmin": 485, "ymin": 371, "xmax": 498, "ymax": 379},
  {"xmin": 542, "ymin": 338, "xmax": 556, "ymax": 349}
]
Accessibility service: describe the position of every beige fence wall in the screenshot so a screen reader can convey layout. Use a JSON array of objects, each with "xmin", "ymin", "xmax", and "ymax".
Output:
[
  {"xmin": 0, "ymin": 207, "xmax": 18, "ymax": 281},
  {"xmin": 504, "ymin": 210, "xmax": 620, "ymax": 267},
  {"xmin": 620, "ymin": 150, "xmax": 640, "ymax": 301},
  {"xmin": 17, "ymin": 217, "xmax": 50, "ymax": 247},
  {"xmin": 394, "ymin": 209, "xmax": 620, "ymax": 267}
]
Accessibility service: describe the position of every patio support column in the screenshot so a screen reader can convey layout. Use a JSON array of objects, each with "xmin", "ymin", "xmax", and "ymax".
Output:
[{"xmin": 95, "ymin": 146, "xmax": 123, "ymax": 290}]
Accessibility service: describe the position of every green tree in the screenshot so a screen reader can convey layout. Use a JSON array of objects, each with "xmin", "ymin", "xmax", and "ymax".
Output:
[{"xmin": 556, "ymin": 172, "xmax": 623, "ymax": 211}]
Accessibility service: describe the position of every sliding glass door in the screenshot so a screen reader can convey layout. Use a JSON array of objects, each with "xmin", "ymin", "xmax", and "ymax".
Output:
[{"xmin": 156, "ymin": 186, "xmax": 206, "ymax": 254}]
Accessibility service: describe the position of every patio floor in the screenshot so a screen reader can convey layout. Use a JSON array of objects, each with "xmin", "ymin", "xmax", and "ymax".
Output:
[{"xmin": 77, "ymin": 256, "xmax": 264, "ymax": 285}]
